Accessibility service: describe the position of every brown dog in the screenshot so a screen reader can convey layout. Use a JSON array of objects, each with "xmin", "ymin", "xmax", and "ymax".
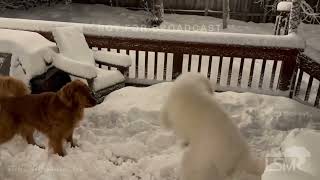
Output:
[
  {"xmin": 0, "ymin": 75, "xmax": 30, "ymax": 97},
  {"xmin": 0, "ymin": 79, "xmax": 97, "ymax": 156},
  {"xmin": 0, "ymin": 76, "xmax": 37, "ymax": 147}
]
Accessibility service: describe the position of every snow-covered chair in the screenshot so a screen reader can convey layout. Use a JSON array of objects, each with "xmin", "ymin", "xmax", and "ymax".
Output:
[{"xmin": 51, "ymin": 26, "xmax": 132, "ymax": 103}]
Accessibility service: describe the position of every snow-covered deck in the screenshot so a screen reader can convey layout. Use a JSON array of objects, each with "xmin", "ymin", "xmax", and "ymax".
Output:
[{"xmin": 0, "ymin": 83, "xmax": 319, "ymax": 180}]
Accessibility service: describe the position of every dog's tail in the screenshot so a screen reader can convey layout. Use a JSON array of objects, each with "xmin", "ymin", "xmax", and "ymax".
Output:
[{"xmin": 0, "ymin": 76, "xmax": 30, "ymax": 98}]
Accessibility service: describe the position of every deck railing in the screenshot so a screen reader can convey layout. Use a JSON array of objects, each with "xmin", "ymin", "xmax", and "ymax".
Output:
[
  {"xmin": 0, "ymin": 0, "xmax": 319, "ymax": 108},
  {"xmin": 293, "ymin": 54, "xmax": 320, "ymax": 108}
]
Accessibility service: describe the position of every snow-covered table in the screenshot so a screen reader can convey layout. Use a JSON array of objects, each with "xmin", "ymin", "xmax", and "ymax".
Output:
[{"xmin": 0, "ymin": 29, "xmax": 57, "ymax": 85}]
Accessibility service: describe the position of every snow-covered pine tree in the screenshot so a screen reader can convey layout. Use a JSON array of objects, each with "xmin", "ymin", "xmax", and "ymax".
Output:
[
  {"xmin": 150, "ymin": 0, "xmax": 164, "ymax": 26},
  {"xmin": 142, "ymin": 0, "xmax": 164, "ymax": 27}
]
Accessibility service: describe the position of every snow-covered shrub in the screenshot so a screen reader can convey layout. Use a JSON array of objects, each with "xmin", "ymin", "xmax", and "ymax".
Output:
[
  {"xmin": 0, "ymin": 0, "xmax": 63, "ymax": 11},
  {"xmin": 141, "ymin": 0, "xmax": 164, "ymax": 27}
]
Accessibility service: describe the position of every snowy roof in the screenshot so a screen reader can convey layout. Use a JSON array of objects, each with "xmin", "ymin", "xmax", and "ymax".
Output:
[
  {"xmin": 0, "ymin": 18, "xmax": 306, "ymax": 49},
  {"xmin": 277, "ymin": 2, "xmax": 293, "ymax": 12}
]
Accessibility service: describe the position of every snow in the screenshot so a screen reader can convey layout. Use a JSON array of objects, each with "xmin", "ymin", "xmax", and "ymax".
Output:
[
  {"xmin": 93, "ymin": 68, "xmax": 125, "ymax": 91},
  {"xmin": 1, "ymin": 82, "xmax": 320, "ymax": 180},
  {"xmin": 0, "ymin": 17, "xmax": 305, "ymax": 49},
  {"xmin": 52, "ymin": 26, "xmax": 95, "ymax": 66},
  {"xmin": 277, "ymin": 2, "xmax": 293, "ymax": 12},
  {"xmin": 52, "ymin": 53, "xmax": 97, "ymax": 79},
  {"xmin": 304, "ymin": 46, "xmax": 320, "ymax": 63},
  {"xmin": 52, "ymin": 53, "xmax": 125, "ymax": 90},
  {"xmin": 0, "ymin": 28, "xmax": 57, "ymax": 85},
  {"xmin": 93, "ymin": 50, "xmax": 132, "ymax": 67}
]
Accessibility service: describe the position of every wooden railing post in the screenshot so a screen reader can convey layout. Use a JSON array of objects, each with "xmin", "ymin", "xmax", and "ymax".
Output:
[
  {"xmin": 278, "ymin": 54, "xmax": 298, "ymax": 91},
  {"xmin": 278, "ymin": 0, "xmax": 301, "ymax": 92},
  {"xmin": 204, "ymin": 0, "xmax": 209, "ymax": 16},
  {"xmin": 172, "ymin": 53, "xmax": 183, "ymax": 80}
]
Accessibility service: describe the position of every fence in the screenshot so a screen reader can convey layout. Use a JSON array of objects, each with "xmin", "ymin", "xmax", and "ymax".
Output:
[
  {"xmin": 74, "ymin": 0, "xmax": 275, "ymax": 22},
  {"xmin": 0, "ymin": 0, "xmax": 319, "ymax": 108},
  {"xmin": 3, "ymin": 26, "xmax": 319, "ymax": 108}
]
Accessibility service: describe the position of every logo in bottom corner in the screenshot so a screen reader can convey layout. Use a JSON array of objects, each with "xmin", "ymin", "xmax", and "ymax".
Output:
[{"xmin": 265, "ymin": 146, "xmax": 311, "ymax": 172}]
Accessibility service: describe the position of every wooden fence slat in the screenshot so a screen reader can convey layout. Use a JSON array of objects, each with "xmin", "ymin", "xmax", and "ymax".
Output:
[
  {"xmin": 315, "ymin": 84, "xmax": 320, "ymax": 107},
  {"xmin": 270, "ymin": 60, "xmax": 278, "ymax": 89},
  {"xmin": 248, "ymin": 58, "xmax": 256, "ymax": 88},
  {"xmin": 135, "ymin": 50, "xmax": 139, "ymax": 78},
  {"xmin": 217, "ymin": 56, "xmax": 223, "ymax": 85},
  {"xmin": 163, "ymin": 52, "xmax": 168, "ymax": 80},
  {"xmin": 227, "ymin": 57, "xmax": 234, "ymax": 86},
  {"xmin": 294, "ymin": 69, "xmax": 304, "ymax": 96},
  {"xmin": 145, "ymin": 51, "xmax": 149, "ymax": 79},
  {"xmin": 188, "ymin": 54, "xmax": 192, "ymax": 72},
  {"xmin": 198, "ymin": 55, "xmax": 202, "ymax": 73},
  {"xmin": 289, "ymin": 66, "xmax": 299, "ymax": 98},
  {"xmin": 238, "ymin": 58, "xmax": 244, "ymax": 87},
  {"xmin": 259, "ymin": 59, "xmax": 267, "ymax": 88},
  {"xmin": 278, "ymin": 55, "xmax": 297, "ymax": 91},
  {"xmin": 305, "ymin": 76, "xmax": 314, "ymax": 101},
  {"xmin": 172, "ymin": 53, "xmax": 184, "ymax": 79},
  {"xmin": 207, "ymin": 56, "xmax": 213, "ymax": 78},
  {"xmin": 154, "ymin": 52, "xmax": 158, "ymax": 80}
]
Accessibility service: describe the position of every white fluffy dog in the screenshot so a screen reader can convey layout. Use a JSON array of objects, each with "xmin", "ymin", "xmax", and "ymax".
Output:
[{"xmin": 160, "ymin": 72, "xmax": 264, "ymax": 180}]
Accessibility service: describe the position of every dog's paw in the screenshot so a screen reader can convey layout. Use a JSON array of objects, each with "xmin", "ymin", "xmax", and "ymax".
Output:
[
  {"xmin": 37, "ymin": 145, "xmax": 46, "ymax": 149},
  {"xmin": 70, "ymin": 142, "xmax": 79, "ymax": 148},
  {"xmin": 58, "ymin": 152, "xmax": 66, "ymax": 157}
]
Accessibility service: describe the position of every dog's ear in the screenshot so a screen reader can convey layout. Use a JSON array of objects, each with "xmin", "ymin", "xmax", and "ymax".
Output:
[{"xmin": 57, "ymin": 82, "xmax": 77, "ymax": 107}]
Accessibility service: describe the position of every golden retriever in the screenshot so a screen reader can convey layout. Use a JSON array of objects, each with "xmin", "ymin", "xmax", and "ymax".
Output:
[
  {"xmin": 0, "ymin": 79, "xmax": 97, "ymax": 156},
  {"xmin": 0, "ymin": 75, "xmax": 30, "ymax": 97}
]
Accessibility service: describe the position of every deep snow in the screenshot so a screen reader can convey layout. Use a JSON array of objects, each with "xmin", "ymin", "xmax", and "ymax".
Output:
[{"xmin": 0, "ymin": 83, "xmax": 319, "ymax": 180}]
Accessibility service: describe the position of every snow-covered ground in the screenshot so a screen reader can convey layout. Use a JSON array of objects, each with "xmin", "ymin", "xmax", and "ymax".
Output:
[{"xmin": 0, "ymin": 83, "xmax": 320, "ymax": 180}]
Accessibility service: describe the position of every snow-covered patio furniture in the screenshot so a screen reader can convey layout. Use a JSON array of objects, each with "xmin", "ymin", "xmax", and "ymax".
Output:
[
  {"xmin": 51, "ymin": 26, "xmax": 132, "ymax": 103},
  {"xmin": 0, "ymin": 28, "xmax": 60, "ymax": 89}
]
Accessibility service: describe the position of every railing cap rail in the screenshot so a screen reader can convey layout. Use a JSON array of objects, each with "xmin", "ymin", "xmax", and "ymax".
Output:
[{"xmin": 0, "ymin": 18, "xmax": 306, "ymax": 50}]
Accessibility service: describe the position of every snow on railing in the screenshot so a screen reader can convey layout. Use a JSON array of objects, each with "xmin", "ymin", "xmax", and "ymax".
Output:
[
  {"xmin": 277, "ymin": 2, "xmax": 292, "ymax": 12},
  {"xmin": 0, "ymin": 12, "xmax": 316, "ymax": 108},
  {"xmin": 0, "ymin": 18, "xmax": 305, "ymax": 49}
]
